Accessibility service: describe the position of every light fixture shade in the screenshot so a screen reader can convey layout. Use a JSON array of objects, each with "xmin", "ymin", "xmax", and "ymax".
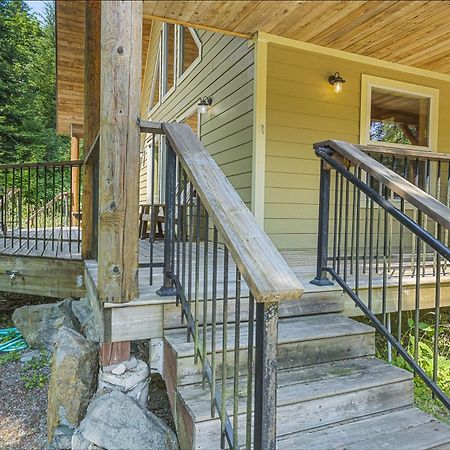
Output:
[
  {"xmin": 328, "ymin": 72, "xmax": 346, "ymax": 93},
  {"xmin": 198, "ymin": 96, "xmax": 212, "ymax": 114}
]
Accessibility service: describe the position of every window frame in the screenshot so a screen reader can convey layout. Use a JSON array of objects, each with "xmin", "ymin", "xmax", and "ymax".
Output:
[
  {"xmin": 360, "ymin": 75, "xmax": 439, "ymax": 152},
  {"xmin": 176, "ymin": 25, "xmax": 202, "ymax": 84},
  {"xmin": 148, "ymin": 39, "xmax": 161, "ymax": 116}
]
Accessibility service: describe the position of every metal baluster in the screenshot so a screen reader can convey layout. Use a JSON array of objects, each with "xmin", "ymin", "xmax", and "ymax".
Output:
[
  {"xmin": 19, "ymin": 167, "xmax": 23, "ymax": 248},
  {"xmin": 246, "ymin": 293, "xmax": 255, "ymax": 450},
  {"xmin": 337, "ymin": 172, "xmax": 343, "ymax": 274},
  {"xmin": 422, "ymin": 160, "xmax": 431, "ymax": 276},
  {"xmin": 11, "ymin": 168, "xmax": 15, "ymax": 247},
  {"xmin": 355, "ymin": 168, "xmax": 361, "ymax": 295},
  {"xmin": 149, "ymin": 134, "xmax": 156, "ymax": 285},
  {"xmin": 414, "ymin": 210, "xmax": 422, "ymax": 364},
  {"xmin": 397, "ymin": 159, "xmax": 407, "ymax": 343},
  {"xmin": 233, "ymin": 269, "xmax": 241, "ymax": 449},
  {"xmin": 363, "ymin": 171, "xmax": 369, "ymax": 274},
  {"xmin": 4, "ymin": 169, "xmax": 8, "ymax": 247},
  {"xmin": 35, "ymin": 167, "xmax": 39, "ymax": 250},
  {"xmin": 187, "ymin": 181, "xmax": 194, "ymax": 341},
  {"xmin": 332, "ymin": 172, "xmax": 339, "ymax": 271},
  {"xmin": 52, "ymin": 166, "xmax": 55, "ymax": 251},
  {"xmin": 382, "ymin": 185, "xmax": 388, "ymax": 326},
  {"xmin": 69, "ymin": 164, "xmax": 73, "ymax": 254},
  {"xmin": 210, "ymin": 226, "xmax": 218, "ymax": 418},
  {"xmin": 350, "ymin": 167, "xmax": 357, "ymax": 276},
  {"xmin": 368, "ymin": 178, "xmax": 374, "ymax": 311},
  {"xmin": 201, "ymin": 210, "xmax": 209, "ymax": 386},
  {"xmin": 60, "ymin": 165, "xmax": 64, "ymax": 251},
  {"xmin": 433, "ymin": 161, "xmax": 441, "ymax": 277},
  {"xmin": 194, "ymin": 193, "xmax": 201, "ymax": 364},
  {"xmin": 44, "ymin": 167, "xmax": 47, "ymax": 249},
  {"xmin": 220, "ymin": 246, "xmax": 229, "ymax": 450},
  {"xmin": 176, "ymin": 160, "xmax": 182, "ymax": 304},
  {"xmin": 181, "ymin": 171, "xmax": 188, "ymax": 323},
  {"xmin": 433, "ymin": 225, "xmax": 441, "ymax": 387},
  {"xmin": 343, "ymin": 176, "xmax": 349, "ymax": 282}
]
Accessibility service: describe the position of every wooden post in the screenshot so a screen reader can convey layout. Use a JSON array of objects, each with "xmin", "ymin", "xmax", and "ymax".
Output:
[
  {"xmin": 70, "ymin": 133, "xmax": 80, "ymax": 226},
  {"xmin": 98, "ymin": 0, "xmax": 142, "ymax": 303},
  {"xmin": 82, "ymin": 0, "xmax": 101, "ymax": 259}
]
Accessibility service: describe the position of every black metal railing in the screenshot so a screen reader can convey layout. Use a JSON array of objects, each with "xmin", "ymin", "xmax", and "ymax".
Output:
[
  {"xmin": 142, "ymin": 121, "xmax": 303, "ymax": 449},
  {"xmin": 0, "ymin": 160, "xmax": 83, "ymax": 257},
  {"xmin": 312, "ymin": 140, "xmax": 450, "ymax": 410}
]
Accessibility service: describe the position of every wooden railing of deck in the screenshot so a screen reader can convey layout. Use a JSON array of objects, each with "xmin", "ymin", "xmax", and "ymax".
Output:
[{"xmin": 141, "ymin": 120, "xmax": 304, "ymax": 449}]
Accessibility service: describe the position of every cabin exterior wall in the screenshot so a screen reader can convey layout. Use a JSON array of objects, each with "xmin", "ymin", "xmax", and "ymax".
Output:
[
  {"xmin": 139, "ymin": 25, "xmax": 255, "ymax": 209},
  {"xmin": 264, "ymin": 41, "xmax": 450, "ymax": 251}
]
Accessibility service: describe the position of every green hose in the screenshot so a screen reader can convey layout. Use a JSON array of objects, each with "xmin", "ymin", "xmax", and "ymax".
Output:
[{"xmin": 0, "ymin": 327, "xmax": 28, "ymax": 352}]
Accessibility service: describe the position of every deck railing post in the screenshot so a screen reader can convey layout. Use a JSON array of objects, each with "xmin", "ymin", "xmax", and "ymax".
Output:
[
  {"xmin": 311, "ymin": 157, "xmax": 333, "ymax": 286},
  {"xmin": 254, "ymin": 301, "xmax": 279, "ymax": 450},
  {"xmin": 157, "ymin": 142, "xmax": 177, "ymax": 296}
]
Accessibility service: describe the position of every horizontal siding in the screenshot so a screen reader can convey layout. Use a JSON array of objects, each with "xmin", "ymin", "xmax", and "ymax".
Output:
[
  {"xmin": 265, "ymin": 43, "xmax": 450, "ymax": 250},
  {"xmin": 140, "ymin": 27, "xmax": 254, "ymax": 207}
]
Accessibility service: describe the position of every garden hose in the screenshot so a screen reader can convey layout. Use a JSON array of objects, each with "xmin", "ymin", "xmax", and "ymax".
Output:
[{"xmin": 0, "ymin": 327, "xmax": 28, "ymax": 352}]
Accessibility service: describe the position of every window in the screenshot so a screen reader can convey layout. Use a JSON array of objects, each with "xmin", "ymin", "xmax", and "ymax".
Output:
[
  {"xmin": 148, "ymin": 43, "xmax": 160, "ymax": 112},
  {"xmin": 149, "ymin": 24, "xmax": 202, "ymax": 109},
  {"xmin": 178, "ymin": 26, "xmax": 201, "ymax": 78},
  {"xmin": 162, "ymin": 23, "xmax": 175, "ymax": 95},
  {"xmin": 360, "ymin": 75, "xmax": 439, "ymax": 151}
]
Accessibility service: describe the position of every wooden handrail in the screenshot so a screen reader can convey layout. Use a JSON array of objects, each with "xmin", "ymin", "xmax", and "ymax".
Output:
[
  {"xmin": 0, "ymin": 160, "xmax": 83, "ymax": 170},
  {"xmin": 358, "ymin": 144, "xmax": 450, "ymax": 162},
  {"xmin": 140, "ymin": 120, "xmax": 164, "ymax": 134},
  {"xmin": 163, "ymin": 123, "xmax": 304, "ymax": 303},
  {"xmin": 316, "ymin": 140, "xmax": 450, "ymax": 231}
]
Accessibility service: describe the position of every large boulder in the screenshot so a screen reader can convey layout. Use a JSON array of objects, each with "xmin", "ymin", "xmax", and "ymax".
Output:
[
  {"xmin": 71, "ymin": 297, "xmax": 100, "ymax": 343},
  {"xmin": 12, "ymin": 298, "xmax": 80, "ymax": 350},
  {"xmin": 73, "ymin": 390, "xmax": 178, "ymax": 450},
  {"xmin": 47, "ymin": 327, "xmax": 98, "ymax": 449}
]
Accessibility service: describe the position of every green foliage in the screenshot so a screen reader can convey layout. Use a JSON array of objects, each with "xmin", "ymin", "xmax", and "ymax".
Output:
[
  {"xmin": 21, "ymin": 349, "xmax": 49, "ymax": 389},
  {"xmin": 390, "ymin": 315, "xmax": 450, "ymax": 422},
  {"xmin": 0, "ymin": 350, "xmax": 20, "ymax": 365},
  {"xmin": 0, "ymin": 0, "xmax": 69, "ymax": 164}
]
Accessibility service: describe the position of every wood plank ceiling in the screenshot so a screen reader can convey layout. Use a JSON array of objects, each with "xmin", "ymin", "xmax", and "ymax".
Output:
[{"xmin": 56, "ymin": 0, "xmax": 450, "ymax": 136}]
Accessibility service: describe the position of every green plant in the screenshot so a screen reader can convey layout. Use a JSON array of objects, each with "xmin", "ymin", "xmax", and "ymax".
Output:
[
  {"xmin": 20, "ymin": 350, "xmax": 50, "ymax": 389},
  {"xmin": 0, "ymin": 351, "xmax": 20, "ymax": 366},
  {"xmin": 21, "ymin": 371, "xmax": 48, "ymax": 389}
]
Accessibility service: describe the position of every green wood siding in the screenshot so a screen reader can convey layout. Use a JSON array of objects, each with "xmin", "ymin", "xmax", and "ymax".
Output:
[{"xmin": 265, "ymin": 43, "xmax": 450, "ymax": 250}]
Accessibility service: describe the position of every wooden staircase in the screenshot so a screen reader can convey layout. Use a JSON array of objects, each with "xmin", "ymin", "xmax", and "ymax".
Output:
[{"xmin": 163, "ymin": 301, "xmax": 450, "ymax": 449}]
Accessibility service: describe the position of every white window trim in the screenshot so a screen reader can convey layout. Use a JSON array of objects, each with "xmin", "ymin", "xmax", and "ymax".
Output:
[
  {"xmin": 146, "ymin": 134, "xmax": 161, "ymax": 204},
  {"xmin": 161, "ymin": 23, "xmax": 176, "ymax": 102},
  {"xmin": 148, "ymin": 40, "xmax": 161, "ymax": 117},
  {"xmin": 176, "ymin": 26, "xmax": 202, "ymax": 85},
  {"xmin": 360, "ymin": 75, "xmax": 439, "ymax": 152}
]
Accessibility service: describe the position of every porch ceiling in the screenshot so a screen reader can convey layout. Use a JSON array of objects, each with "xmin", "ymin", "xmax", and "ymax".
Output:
[{"xmin": 55, "ymin": 0, "xmax": 450, "ymax": 137}]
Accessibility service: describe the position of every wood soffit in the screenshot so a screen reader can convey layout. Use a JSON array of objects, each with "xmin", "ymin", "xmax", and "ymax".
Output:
[{"xmin": 56, "ymin": 0, "xmax": 450, "ymax": 137}]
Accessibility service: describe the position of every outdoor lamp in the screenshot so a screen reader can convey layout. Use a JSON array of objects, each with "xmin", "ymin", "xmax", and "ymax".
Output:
[
  {"xmin": 198, "ymin": 96, "xmax": 212, "ymax": 114},
  {"xmin": 328, "ymin": 72, "xmax": 346, "ymax": 93}
]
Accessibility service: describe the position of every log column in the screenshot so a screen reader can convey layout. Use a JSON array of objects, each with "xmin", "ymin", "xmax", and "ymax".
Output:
[
  {"xmin": 98, "ymin": 0, "xmax": 142, "ymax": 303},
  {"xmin": 82, "ymin": 0, "xmax": 101, "ymax": 259},
  {"xmin": 70, "ymin": 132, "xmax": 80, "ymax": 226}
]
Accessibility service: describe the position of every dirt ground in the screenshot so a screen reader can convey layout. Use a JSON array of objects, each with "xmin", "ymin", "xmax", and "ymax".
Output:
[{"xmin": 0, "ymin": 292, "xmax": 176, "ymax": 449}]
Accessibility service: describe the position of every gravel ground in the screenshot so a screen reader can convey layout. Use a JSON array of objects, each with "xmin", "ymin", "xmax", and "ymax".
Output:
[
  {"xmin": 0, "ymin": 292, "xmax": 176, "ymax": 449},
  {"xmin": 0, "ymin": 357, "xmax": 49, "ymax": 450}
]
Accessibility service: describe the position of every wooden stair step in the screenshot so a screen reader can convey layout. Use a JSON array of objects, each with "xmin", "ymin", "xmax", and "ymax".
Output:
[
  {"xmin": 277, "ymin": 407, "xmax": 450, "ymax": 450},
  {"xmin": 164, "ymin": 313, "xmax": 374, "ymax": 386},
  {"xmin": 176, "ymin": 358, "xmax": 413, "ymax": 449}
]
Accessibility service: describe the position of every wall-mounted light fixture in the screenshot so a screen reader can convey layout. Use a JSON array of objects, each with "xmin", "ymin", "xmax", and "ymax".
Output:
[
  {"xmin": 198, "ymin": 96, "xmax": 213, "ymax": 114},
  {"xmin": 328, "ymin": 72, "xmax": 346, "ymax": 94}
]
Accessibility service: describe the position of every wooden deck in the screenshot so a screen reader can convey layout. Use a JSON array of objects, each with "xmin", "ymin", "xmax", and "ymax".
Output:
[
  {"xmin": 91, "ymin": 239, "xmax": 450, "ymax": 310},
  {"xmin": 0, "ymin": 227, "xmax": 81, "ymax": 260}
]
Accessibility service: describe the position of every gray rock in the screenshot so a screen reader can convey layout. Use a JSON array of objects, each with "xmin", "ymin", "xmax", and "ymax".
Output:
[
  {"xmin": 20, "ymin": 349, "xmax": 41, "ymax": 364},
  {"xmin": 98, "ymin": 358, "xmax": 149, "ymax": 407},
  {"xmin": 71, "ymin": 429, "xmax": 103, "ymax": 449},
  {"xmin": 47, "ymin": 327, "xmax": 98, "ymax": 449},
  {"xmin": 71, "ymin": 297, "xmax": 100, "ymax": 343},
  {"xmin": 12, "ymin": 298, "xmax": 80, "ymax": 350},
  {"xmin": 77, "ymin": 391, "xmax": 178, "ymax": 450}
]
